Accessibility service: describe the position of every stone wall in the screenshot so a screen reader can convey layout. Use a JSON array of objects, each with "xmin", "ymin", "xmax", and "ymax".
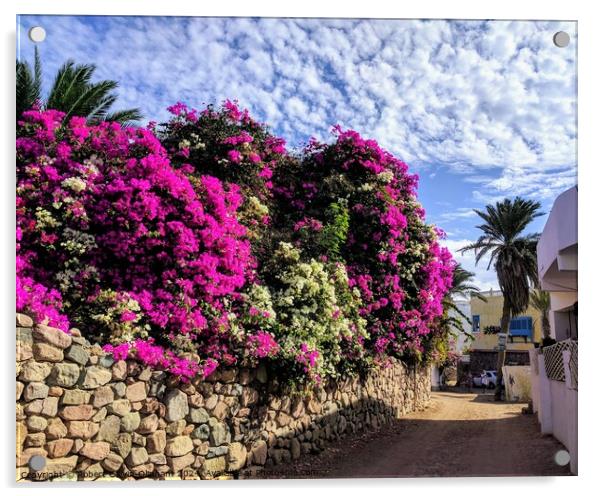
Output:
[{"xmin": 16, "ymin": 313, "xmax": 431, "ymax": 481}]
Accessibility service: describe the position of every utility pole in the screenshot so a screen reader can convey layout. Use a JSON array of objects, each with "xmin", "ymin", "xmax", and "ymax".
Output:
[{"xmin": 494, "ymin": 332, "xmax": 508, "ymax": 401}]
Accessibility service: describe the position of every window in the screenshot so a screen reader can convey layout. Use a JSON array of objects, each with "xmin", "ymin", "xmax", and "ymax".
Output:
[
  {"xmin": 472, "ymin": 315, "xmax": 480, "ymax": 333},
  {"xmin": 508, "ymin": 316, "xmax": 533, "ymax": 340}
]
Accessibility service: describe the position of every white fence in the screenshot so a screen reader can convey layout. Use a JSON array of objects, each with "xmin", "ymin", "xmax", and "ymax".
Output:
[
  {"xmin": 529, "ymin": 340, "xmax": 578, "ymax": 474},
  {"xmin": 502, "ymin": 366, "xmax": 531, "ymax": 402}
]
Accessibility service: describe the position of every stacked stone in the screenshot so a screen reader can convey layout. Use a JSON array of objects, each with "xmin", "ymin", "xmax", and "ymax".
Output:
[{"xmin": 16, "ymin": 313, "xmax": 431, "ymax": 481}]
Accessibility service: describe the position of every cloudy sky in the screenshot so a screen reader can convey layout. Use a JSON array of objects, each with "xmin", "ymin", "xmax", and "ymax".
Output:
[{"xmin": 17, "ymin": 16, "xmax": 577, "ymax": 290}]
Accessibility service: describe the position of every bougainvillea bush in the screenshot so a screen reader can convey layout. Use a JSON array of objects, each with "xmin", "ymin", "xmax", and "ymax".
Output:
[
  {"xmin": 16, "ymin": 109, "xmax": 254, "ymax": 378},
  {"xmin": 16, "ymin": 102, "xmax": 455, "ymax": 386},
  {"xmin": 260, "ymin": 242, "xmax": 369, "ymax": 384},
  {"xmin": 159, "ymin": 101, "xmax": 291, "ymax": 264},
  {"xmin": 273, "ymin": 126, "xmax": 455, "ymax": 364}
]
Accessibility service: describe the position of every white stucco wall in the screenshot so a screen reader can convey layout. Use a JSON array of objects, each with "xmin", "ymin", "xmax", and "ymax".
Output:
[
  {"xmin": 529, "ymin": 349, "xmax": 578, "ymax": 474},
  {"xmin": 450, "ymin": 298, "xmax": 472, "ymax": 353},
  {"xmin": 537, "ymin": 186, "xmax": 577, "ymax": 289}
]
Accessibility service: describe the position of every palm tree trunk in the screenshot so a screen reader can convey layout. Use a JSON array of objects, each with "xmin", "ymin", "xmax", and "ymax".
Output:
[
  {"xmin": 495, "ymin": 298, "xmax": 512, "ymax": 400},
  {"xmin": 542, "ymin": 311, "xmax": 551, "ymax": 339}
]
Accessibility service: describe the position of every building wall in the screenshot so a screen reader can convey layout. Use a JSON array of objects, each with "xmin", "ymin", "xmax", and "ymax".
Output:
[
  {"xmin": 551, "ymin": 310, "xmax": 578, "ymax": 341},
  {"xmin": 529, "ymin": 349, "xmax": 578, "ymax": 474},
  {"xmin": 449, "ymin": 298, "xmax": 472, "ymax": 353},
  {"xmin": 550, "ymin": 292, "xmax": 577, "ymax": 313},
  {"xmin": 536, "ymin": 186, "xmax": 578, "ymax": 341},
  {"xmin": 468, "ymin": 350, "xmax": 530, "ymax": 374},
  {"xmin": 549, "ymin": 292, "xmax": 578, "ymax": 341},
  {"xmin": 537, "ymin": 186, "xmax": 577, "ymax": 291},
  {"xmin": 470, "ymin": 291, "xmax": 543, "ymax": 343},
  {"xmin": 16, "ymin": 314, "xmax": 431, "ymax": 481},
  {"xmin": 469, "ymin": 334, "xmax": 534, "ymax": 352}
]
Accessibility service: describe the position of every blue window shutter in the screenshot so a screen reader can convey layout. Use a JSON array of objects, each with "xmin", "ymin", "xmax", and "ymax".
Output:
[{"xmin": 509, "ymin": 316, "xmax": 533, "ymax": 338}]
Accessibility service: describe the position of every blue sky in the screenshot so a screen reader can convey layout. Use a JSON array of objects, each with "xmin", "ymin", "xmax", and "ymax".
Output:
[{"xmin": 17, "ymin": 16, "xmax": 578, "ymax": 290}]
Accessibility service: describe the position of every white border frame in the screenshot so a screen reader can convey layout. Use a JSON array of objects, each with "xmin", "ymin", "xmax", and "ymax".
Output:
[{"xmin": 3, "ymin": 2, "xmax": 599, "ymax": 495}]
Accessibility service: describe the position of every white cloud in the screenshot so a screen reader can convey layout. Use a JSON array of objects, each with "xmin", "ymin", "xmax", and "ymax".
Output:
[
  {"xmin": 441, "ymin": 238, "xmax": 500, "ymax": 292},
  {"xmin": 436, "ymin": 207, "xmax": 478, "ymax": 223},
  {"xmin": 18, "ymin": 16, "xmax": 577, "ymax": 206}
]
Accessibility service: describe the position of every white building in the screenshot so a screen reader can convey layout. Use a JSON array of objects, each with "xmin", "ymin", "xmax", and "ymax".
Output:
[
  {"xmin": 536, "ymin": 186, "xmax": 578, "ymax": 340},
  {"xmin": 529, "ymin": 186, "xmax": 578, "ymax": 474},
  {"xmin": 431, "ymin": 297, "xmax": 472, "ymax": 390},
  {"xmin": 450, "ymin": 297, "xmax": 473, "ymax": 353}
]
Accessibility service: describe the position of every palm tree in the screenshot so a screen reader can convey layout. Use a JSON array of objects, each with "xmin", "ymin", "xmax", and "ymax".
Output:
[
  {"xmin": 442, "ymin": 265, "xmax": 485, "ymax": 338},
  {"xmin": 530, "ymin": 289, "xmax": 552, "ymax": 341},
  {"xmin": 16, "ymin": 46, "xmax": 42, "ymax": 122},
  {"xmin": 16, "ymin": 47, "xmax": 142, "ymax": 125},
  {"xmin": 461, "ymin": 197, "xmax": 543, "ymax": 399}
]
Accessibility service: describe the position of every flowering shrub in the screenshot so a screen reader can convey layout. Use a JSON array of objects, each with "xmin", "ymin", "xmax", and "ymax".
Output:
[
  {"xmin": 17, "ymin": 219, "xmax": 70, "ymax": 331},
  {"xmin": 16, "ymin": 274, "xmax": 70, "ymax": 331},
  {"xmin": 245, "ymin": 331, "xmax": 280, "ymax": 361},
  {"xmin": 274, "ymin": 126, "xmax": 455, "ymax": 362},
  {"xmin": 16, "ymin": 109, "xmax": 254, "ymax": 377},
  {"xmin": 159, "ymin": 101, "xmax": 291, "ymax": 260},
  {"xmin": 264, "ymin": 242, "xmax": 369, "ymax": 384},
  {"xmin": 103, "ymin": 339, "xmax": 204, "ymax": 380},
  {"xmin": 16, "ymin": 103, "xmax": 455, "ymax": 385}
]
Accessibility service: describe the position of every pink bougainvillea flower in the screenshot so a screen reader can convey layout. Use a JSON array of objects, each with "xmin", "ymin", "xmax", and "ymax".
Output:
[{"xmin": 227, "ymin": 149, "xmax": 242, "ymax": 163}]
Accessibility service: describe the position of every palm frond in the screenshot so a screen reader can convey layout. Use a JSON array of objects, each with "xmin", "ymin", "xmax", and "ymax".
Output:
[
  {"xmin": 20, "ymin": 53, "xmax": 142, "ymax": 126},
  {"xmin": 103, "ymin": 108, "xmax": 143, "ymax": 126},
  {"xmin": 46, "ymin": 60, "xmax": 76, "ymax": 110},
  {"xmin": 530, "ymin": 289, "xmax": 550, "ymax": 312},
  {"xmin": 461, "ymin": 197, "xmax": 543, "ymax": 318},
  {"xmin": 63, "ymin": 81, "xmax": 117, "ymax": 121},
  {"xmin": 16, "ymin": 46, "xmax": 42, "ymax": 121}
]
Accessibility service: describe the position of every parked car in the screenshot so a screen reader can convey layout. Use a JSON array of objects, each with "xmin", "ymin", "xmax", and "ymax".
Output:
[
  {"xmin": 481, "ymin": 370, "xmax": 497, "ymax": 389},
  {"xmin": 472, "ymin": 374, "xmax": 483, "ymax": 387}
]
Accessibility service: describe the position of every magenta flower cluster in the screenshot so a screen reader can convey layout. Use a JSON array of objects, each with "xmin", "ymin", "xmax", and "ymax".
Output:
[
  {"xmin": 245, "ymin": 331, "xmax": 280, "ymax": 360},
  {"xmin": 17, "ymin": 109, "xmax": 253, "ymax": 377},
  {"xmin": 161, "ymin": 100, "xmax": 287, "ymax": 202},
  {"xmin": 17, "ymin": 100, "xmax": 455, "ymax": 383},
  {"xmin": 275, "ymin": 125, "xmax": 455, "ymax": 361},
  {"xmin": 102, "ymin": 339, "xmax": 208, "ymax": 380}
]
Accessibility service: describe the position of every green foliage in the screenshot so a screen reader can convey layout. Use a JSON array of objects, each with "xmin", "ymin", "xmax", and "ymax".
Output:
[
  {"xmin": 530, "ymin": 289, "xmax": 551, "ymax": 339},
  {"xmin": 16, "ymin": 47, "xmax": 42, "ymax": 122},
  {"xmin": 461, "ymin": 197, "xmax": 543, "ymax": 319},
  {"xmin": 16, "ymin": 48, "xmax": 141, "ymax": 125},
  {"xmin": 483, "ymin": 325, "xmax": 501, "ymax": 334},
  {"xmin": 85, "ymin": 289, "xmax": 149, "ymax": 344},
  {"xmin": 317, "ymin": 200, "xmax": 350, "ymax": 260},
  {"xmin": 438, "ymin": 264, "xmax": 482, "ymax": 343}
]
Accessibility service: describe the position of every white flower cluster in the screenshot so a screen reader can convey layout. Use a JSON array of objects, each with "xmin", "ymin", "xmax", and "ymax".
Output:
[
  {"xmin": 377, "ymin": 170, "xmax": 394, "ymax": 184},
  {"xmin": 184, "ymin": 133, "xmax": 206, "ymax": 150},
  {"xmin": 246, "ymin": 283, "xmax": 276, "ymax": 320},
  {"xmin": 269, "ymin": 243, "xmax": 368, "ymax": 378},
  {"xmin": 88, "ymin": 289, "xmax": 147, "ymax": 343},
  {"xmin": 60, "ymin": 228, "xmax": 97, "ymax": 256},
  {"xmin": 61, "ymin": 176, "xmax": 87, "ymax": 193},
  {"xmin": 34, "ymin": 207, "xmax": 60, "ymax": 229},
  {"xmin": 239, "ymin": 196, "xmax": 270, "ymax": 237}
]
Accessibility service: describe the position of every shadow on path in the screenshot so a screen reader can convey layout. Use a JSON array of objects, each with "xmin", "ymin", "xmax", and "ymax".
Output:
[{"xmin": 261, "ymin": 391, "xmax": 571, "ymax": 479}]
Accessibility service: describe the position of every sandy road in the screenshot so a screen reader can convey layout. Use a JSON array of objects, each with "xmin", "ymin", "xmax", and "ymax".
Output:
[{"xmin": 262, "ymin": 391, "xmax": 572, "ymax": 478}]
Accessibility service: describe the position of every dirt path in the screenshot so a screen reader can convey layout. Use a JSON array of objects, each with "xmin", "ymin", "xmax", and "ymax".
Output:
[{"xmin": 261, "ymin": 391, "xmax": 571, "ymax": 478}]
